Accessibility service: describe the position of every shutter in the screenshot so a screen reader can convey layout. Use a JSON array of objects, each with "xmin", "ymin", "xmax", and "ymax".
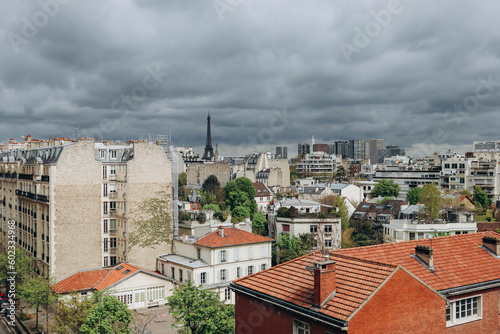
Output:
[{"xmin": 206, "ymin": 272, "xmax": 210, "ymax": 284}]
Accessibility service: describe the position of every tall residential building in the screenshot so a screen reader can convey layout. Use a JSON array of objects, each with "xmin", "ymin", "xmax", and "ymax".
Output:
[
  {"xmin": 275, "ymin": 146, "xmax": 288, "ymax": 159},
  {"xmin": 378, "ymin": 145, "xmax": 406, "ymax": 163},
  {"xmin": 474, "ymin": 141, "xmax": 500, "ymax": 152},
  {"xmin": 334, "ymin": 140, "xmax": 349, "ymax": 158},
  {"xmin": 441, "ymin": 154, "xmax": 469, "ymax": 191},
  {"xmin": 298, "ymin": 143, "xmax": 310, "ymax": 156},
  {"xmin": 368, "ymin": 139, "xmax": 384, "ymax": 164},
  {"xmin": 295, "ymin": 152, "xmax": 336, "ymax": 174},
  {"xmin": 0, "ymin": 138, "xmax": 172, "ymax": 281},
  {"xmin": 349, "ymin": 139, "xmax": 366, "ymax": 160}
]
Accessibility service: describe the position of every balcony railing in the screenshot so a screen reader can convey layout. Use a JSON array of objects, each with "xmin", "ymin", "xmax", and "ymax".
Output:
[
  {"xmin": 18, "ymin": 173, "xmax": 34, "ymax": 180},
  {"xmin": 109, "ymin": 229, "xmax": 117, "ymax": 236},
  {"xmin": 15, "ymin": 190, "xmax": 49, "ymax": 202},
  {"xmin": 109, "ymin": 193, "xmax": 117, "ymax": 199},
  {"xmin": 109, "ymin": 248, "xmax": 117, "ymax": 254}
]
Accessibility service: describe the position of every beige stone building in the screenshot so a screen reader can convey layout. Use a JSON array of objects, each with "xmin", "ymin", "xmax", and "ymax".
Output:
[
  {"xmin": 186, "ymin": 162, "xmax": 231, "ymax": 186},
  {"xmin": 0, "ymin": 137, "xmax": 172, "ymax": 281}
]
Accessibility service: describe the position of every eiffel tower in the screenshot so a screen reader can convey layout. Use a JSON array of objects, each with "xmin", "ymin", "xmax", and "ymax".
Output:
[{"xmin": 202, "ymin": 112, "xmax": 214, "ymax": 161}]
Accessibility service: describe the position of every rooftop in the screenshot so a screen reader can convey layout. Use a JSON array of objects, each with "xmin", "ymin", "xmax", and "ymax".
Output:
[{"xmin": 194, "ymin": 227, "xmax": 273, "ymax": 248}]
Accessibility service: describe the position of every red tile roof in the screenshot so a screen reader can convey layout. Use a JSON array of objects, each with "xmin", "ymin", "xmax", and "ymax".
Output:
[
  {"xmin": 253, "ymin": 182, "xmax": 272, "ymax": 197},
  {"xmin": 336, "ymin": 231, "xmax": 500, "ymax": 292},
  {"xmin": 234, "ymin": 253, "xmax": 398, "ymax": 321},
  {"xmin": 194, "ymin": 227, "xmax": 273, "ymax": 248},
  {"xmin": 52, "ymin": 263, "xmax": 163, "ymax": 294},
  {"xmin": 233, "ymin": 232, "xmax": 500, "ymax": 322}
]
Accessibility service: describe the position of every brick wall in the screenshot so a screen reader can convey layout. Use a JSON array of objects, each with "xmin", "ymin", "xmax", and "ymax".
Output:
[
  {"xmin": 234, "ymin": 292, "xmax": 343, "ymax": 334},
  {"xmin": 348, "ymin": 268, "xmax": 446, "ymax": 334}
]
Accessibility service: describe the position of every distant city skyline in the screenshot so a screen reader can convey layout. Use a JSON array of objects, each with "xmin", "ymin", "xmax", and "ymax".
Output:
[{"xmin": 1, "ymin": 1, "xmax": 498, "ymax": 158}]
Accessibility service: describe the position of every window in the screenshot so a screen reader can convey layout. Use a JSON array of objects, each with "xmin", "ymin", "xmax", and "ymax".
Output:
[
  {"xmin": 147, "ymin": 286, "xmax": 165, "ymax": 301},
  {"xmin": 102, "ymin": 166, "xmax": 107, "ymax": 178},
  {"xmin": 247, "ymin": 265, "xmax": 253, "ymax": 275},
  {"xmin": 200, "ymin": 272, "xmax": 206, "ymax": 284},
  {"xmin": 103, "ymin": 202, "xmax": 108, "ymax": 215},
  {"xmin": 110, "ymin": 219, "xmax": 117, "ymax": 231},
  {"xmin": 103, "ymin": 256, "xmax": 108, "ymax": 267},
  {"xmin": 282, "ymin": 224, "xmax": 290, "ymax": 233},
  {"xmin": 220, "ymin": 269, "xmax": 227, "ymax": 281},
  {"xmin": 310, "ymin": 225, "xmax": 317, "ymax": 233},
  {"xmin": 409, "ymin": 232, "xmax": 415, "ymax": 240},
  {"xmin": 447, "ymin": 295, "xmax": 482, "ymax": 326},
  {"xmin": 197, "ymin": 248, "xmax": 201, "ymax": 260},
  {"xmin": 248, "ymin": 247, "xmax": 253, "ymax": 259},
  {"xmin": 103, "ymin": 219, "xmax": 108, "ymax": 233},
  {"xmin": 234, "ymin": 248, "xmax": 240, "ymax": 261},
  {"xmin": 103, "ymin": 184, "xmax": 108, "ymax": 197},
  {"xmin": 324, "ymin": 225, "xmax": 332, "ymax": 233},
  {"xmin": 293, "ymin": 319, "xmax": 310, "ymax": 334},
  {"xmin": 110, "ymin": 238, "xmax": 116, "ymax": 248},
  {"xmin": 236, "ymin": 267, "xmax": 241, "ymax": 279},
  {"xmin": 444, "ymin": 163, "xmax": 450, "ymax": 168},
  {"xmin": 261, "ymin": 264, "xmax": 266, "ymax": 271},
  {"xmin": 103, "ymin": 238, "xmax": 108, "ymax": 252},
  {"xmin": 171, "ymin": 268, "xmax": 175, "ymax": 280},
  {"xmin": 325, "ymin": 239, "xmax": 332, "ymax": 248},
  {"xmin": 116, "ymin": 293, "xmax": 133, "ymax": 305},
  {"xmin": 110, "ymin": 166, "xmax": 116, "ymax": 175},
  {"xmin": 110, "ymin": 256, "xmax": 117, "ymax": 266},
  {"xmin": 111, "ymin": 150, "xmax": 117, "ymax": 159},
  {"xmin": 261, "ymin": 245, "xmax": 267, "ymax": 257},
  {"xmin": 224, "ymin": 288, "xmax": 231, "ymax": 301},
  {"xmin": 219, "ymin": 250, "xmax": 227, "ymax": 263},
  {"xmin": 110, "ymin": 202, "xmax": 117, "ymax": 211},
  {"xmin": 179, "ymin": 269, "xmax": 183, "ymax": 282},
  {"xmin": 100, "ymin": 150, "xmax": 106, "ymax": 159}
]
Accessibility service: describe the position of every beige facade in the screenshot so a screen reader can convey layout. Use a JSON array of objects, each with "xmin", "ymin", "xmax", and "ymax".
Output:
[
  {"xmin": 0, "ymin": 138, "xmax": 172, "ymax": 281},
  {"xmin": 186, "ymin": 163, "xmax": 231, "ymax": 186}
]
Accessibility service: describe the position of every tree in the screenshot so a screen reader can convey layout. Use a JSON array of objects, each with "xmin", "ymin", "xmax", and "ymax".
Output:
[
  {"xmin": 53, "ymin": 293, "xmax": 94, "ymax": 334},
  {"xmin": 473, "ymin": 186, "xmax": 492, "ymax": 208},
  {"xmin": 196, "ymin": 212, "xmax": 206, "ymax": 223},
  {"xmin": 178, "ymin": 172, "xmax": 188, "ymax": 201},
  {"xmin": 128, "ymin": 191, "xmax": 172, "ymax": 249},
  {"xmin": 167, "ymin": 280, "xmax": 235, "ymax": 334},
  {"xmin": 460, "ymin": 189, "xmax": 472, "ymax": 197},
  {"xmin": 0, "ymin": 247, "xmax": 35, "ymax": 284},
  {"xmin": 420, "ymin": 183, "xmax": 442, "ymax": 220},
  {"xmin": 223, "ymin": 178, "xmax": 257, "ymax": 218},
  {"xmin": 252, "ymin": 212, "xmax": 267, "ymax": 236},
  {"xmin": 202, "ymin": 175, "xmax": 220, "ymax": 194},
  {"xmin": 372, "ymin": 180, "xmax": 400, "ymax": 198},
  {"xmin": 273, "ymin": 233, "xmax": 313, "ymax": 265},
  {"xmin": 334, "ymin": 166, "xmax": 348, "ymax": 183},
  {"xmin": 407, "ymin": 187, "xmax": 422, "ymax": 205},
  {"xmin": 80, "ymin": 295, "xmax": 132, "ymax": 334},
  {"xmin": 19, "ymin": 276, "xmax": 58, "ymax": 329},
  {"xmin": 231, "ymin": 206, "xmax": 250, "ymax": 222}
]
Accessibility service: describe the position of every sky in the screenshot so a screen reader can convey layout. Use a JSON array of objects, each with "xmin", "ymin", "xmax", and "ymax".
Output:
[{"xmin": 1, "ymin": 0, "xmax": 499, "ymax": 157}]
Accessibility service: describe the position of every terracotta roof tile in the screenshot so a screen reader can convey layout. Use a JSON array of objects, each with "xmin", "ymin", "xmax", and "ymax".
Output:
[
  {"xmin": 194, "ymin": 227, "xmax": 273, "ymax": 248},
  {"xmin": 52, "ymin": 263, "xmax": 162, "ymax": 294},
  {"xmin": 234, "ymin": 253, "xmax": 396, "ymax": 321},
  {"xmin": 337, "ymin": 231, "xmax": 500, "ymax": 291}
]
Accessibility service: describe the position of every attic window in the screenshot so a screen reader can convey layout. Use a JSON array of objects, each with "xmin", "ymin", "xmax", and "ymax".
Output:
[
  {"xmin": 362, "ymin": 204, "xmax": 370, "ymax": 208},
  {"xmin": 385, "ymin": 204, "xmax": 393, "ymax": 210},
  {"xmin": 115, "ymin": 265, "xmax": 124, "ymax": 271},
  {"xmin": 123, "ymin": 269, "xmax": 131, "ymax": 275},
  {"xmin": 376, "ymin": 205, "xmax": 384, "ymax": 209}
]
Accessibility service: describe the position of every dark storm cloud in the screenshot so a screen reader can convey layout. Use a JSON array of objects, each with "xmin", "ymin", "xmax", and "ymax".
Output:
[{"xmin": 1, "ymin": 0, "xmax": 499, "ymax": 157}]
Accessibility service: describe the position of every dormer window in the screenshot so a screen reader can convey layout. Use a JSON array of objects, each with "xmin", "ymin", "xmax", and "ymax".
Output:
[
  {"xmin": 110, "ymin": 150, "xmax": 117, "ymax": 159},
  {"xmin": 100, "ymin": 150, "xmax": 106, "ymax": 159}
]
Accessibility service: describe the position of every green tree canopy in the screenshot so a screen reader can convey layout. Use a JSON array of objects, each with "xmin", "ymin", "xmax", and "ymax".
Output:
[
  {"xmin": 80, "ymin": 295, "xmax": 132, "ymax": 334},
  {"xmin": 223, "ymin": 178, "xmax": 257, "ymax": 217},
  {"xmin": 252, "ymin": 212, "xmax": 267, "ymax": 236},
  {"xmin": 167, "ymin": 280, "xmax": 235, "ymax": 334},
  {"xmin": 202, "ymin": 175, "xmax": 221, "ymax": 194},
  {"xmin": 473, "ymin": 186, "xmax": 492, "ymax": 208},
  {"xmin": 19, "ymin": 276, "xmax": 58, "ymax": 329},
  {"xmin": 420, "ymin": 183, "xmax": 442, "ymax": 220},
  {"xmin": 407, "ymin": 187, "xmax": 422, "ymax": 205},
  {"xmin": 54, "ymin": 292, "xmax": 94, "ymax": 334},
  {"xmin": 372, "ymin": 180, "xmax": 400, "ymax": 198},
  {"xmin": 273, "ymin": 233, "xmax": 313, "ymax": 265}
]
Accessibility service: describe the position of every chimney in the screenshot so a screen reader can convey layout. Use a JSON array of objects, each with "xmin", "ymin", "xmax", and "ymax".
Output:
[
  {"xmin": 415, "ymin": 245, "xmax": 434, "ymax": 270},
  {"xmin": 218, "ymin": 226, "xmax": 224, "ymax": 237},
  {"xmin": 313, "ymin": 260, "xmax": 336, "ymax": 307},
  {"xmin": 483, "ymin": 236, "xmax": 500, "ymax": 255}
]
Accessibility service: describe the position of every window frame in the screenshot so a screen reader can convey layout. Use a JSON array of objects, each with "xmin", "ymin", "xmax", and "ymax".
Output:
[
  {"xmin": 293, "ymin": 319, "xmax": 310, "ymax": 334},
  {"xmin": 446, "ymin": 294, "xmax": 482, "ymax": 327},
  {"xmin": 219, "ymin": 250, "xmax": 227, "ymax": 263}
]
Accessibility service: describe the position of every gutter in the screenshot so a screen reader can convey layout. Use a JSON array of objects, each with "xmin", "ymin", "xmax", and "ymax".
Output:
[
  {"xmin": 439, "ymin": 278, "xmax": 500, "ymax": 297},
  {"xmin": 230, "ymin": 283, "xmax": 348, "ymax": 331}
]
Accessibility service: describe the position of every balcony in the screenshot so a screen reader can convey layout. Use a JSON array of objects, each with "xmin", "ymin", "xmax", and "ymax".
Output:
[
  {"xmin": 109, "ymin": 229, "xmax": 117, "ymax": 236},
  {"xmin": 109, "ymin": 193, "xmax": 117, "ymax": 199},
  {"xmin": 109, "ymin": 248, "xmax": 117, "ymax": 254},
  {"xmin": 18, "ymin": 173, "xmax": 34, "ymax": 181},
  {"xmin": 41, "ymin": 175, "xmax": 50, "ymax": 182}
]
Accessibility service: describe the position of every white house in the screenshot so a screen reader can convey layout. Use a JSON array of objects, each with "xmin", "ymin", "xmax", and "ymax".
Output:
[
  {"xmin": 52, "ymin": 262, "xmax": 174, "ymax": 309},
  {"xmin": 275, "ymin": 216, "xmax": 341, "ymax": 250},
  {"xmin": 156, "ymin": 227, "xmax": 273, "ymax": 304},
  {"xmin": 383, "ymin": 219, "xmax": 478, "ymax": 243},
  {"xmin": 329, "ymin": 183, "xmax": 363, "ymax": 205},
  {"xmin": 253, "ymin": 182, "xmax": 273, "ymax": 212}
]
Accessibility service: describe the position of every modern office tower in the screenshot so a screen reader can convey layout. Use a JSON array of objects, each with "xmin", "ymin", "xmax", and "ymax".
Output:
[{"xmin": 298, "ymin": 143, "xmax": 311, "ymax": 156}]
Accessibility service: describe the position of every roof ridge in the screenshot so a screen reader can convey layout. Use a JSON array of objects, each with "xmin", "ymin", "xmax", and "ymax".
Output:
[{"xmin": 332, "ymin": 253, "xmax": 396, "ymax": 268}]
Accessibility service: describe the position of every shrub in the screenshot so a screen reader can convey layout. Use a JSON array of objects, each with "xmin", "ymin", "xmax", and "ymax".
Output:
[
  {"xmin": 179, "ymin": 212, "xmax": 191, "ymax": 221},
  {"xmin": 196, "ymin": 212, "xmax": 206, "ymax": 223}
]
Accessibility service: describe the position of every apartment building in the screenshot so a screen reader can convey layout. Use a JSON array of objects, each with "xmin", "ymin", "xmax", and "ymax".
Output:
[
  {"xmin": 466, "ymin": 157, "xmax": 500, "ymax": 200},
  {"xmin": 0, "ymin": 137, "xmax": 172, "ymax": 281},
  {"xmin": 157, "ymin": 227, "xmax": 272, "ymax": 303},
  {"xmin": 373, "ymin": 166, "xmax": 440, "ymax": 200},
  {"xmin": 441, "ymin": 154, "xmax": 470, "ymax": 191},
  {"xmin": 296, "ymin": 152, "xmax": 336, "ymax": 174}
]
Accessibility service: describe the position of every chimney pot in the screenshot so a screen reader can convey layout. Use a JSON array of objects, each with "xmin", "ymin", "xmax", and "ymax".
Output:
[
  {"xmin": 483, "ymin": 236, "xmax": 500, "ymax": 255},
  {"xmin": 218, "ymin": 226, "xmax": 224, "ymax": 237},
  {"xmin": 313, "ymin": 259, "xmax": 336, "ymax": 307},
  {"xmin": 415, "ymin": 244, "xmax": 434, "ymax": 270}
]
